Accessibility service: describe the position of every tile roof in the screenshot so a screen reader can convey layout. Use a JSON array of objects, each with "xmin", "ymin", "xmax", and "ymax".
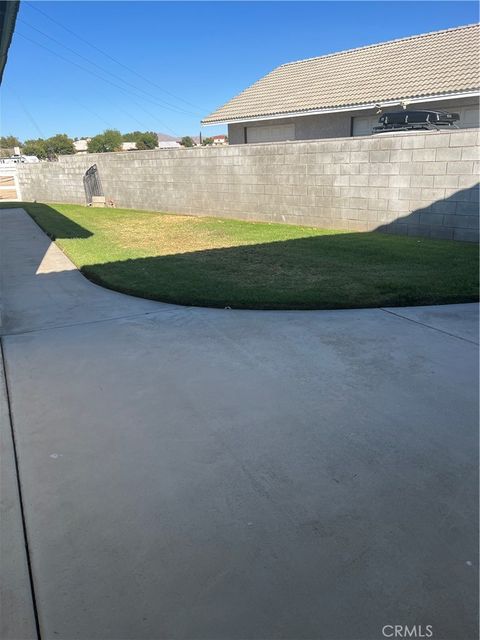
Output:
[{"xmin": 202, "ymin": 24, "xmax": 480, "ymax": 125}]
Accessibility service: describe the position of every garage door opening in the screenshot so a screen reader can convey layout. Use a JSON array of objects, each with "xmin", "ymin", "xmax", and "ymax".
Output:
[{"xmin": 246, "ymin": 123, "xmax": 295, "ymax": 143}]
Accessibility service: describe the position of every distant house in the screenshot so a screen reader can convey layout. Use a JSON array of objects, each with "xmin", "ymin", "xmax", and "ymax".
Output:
[
  {"xmin": 158, "ymin": 141, "xmax": 181, "ymax": 149},
  {"xmin": 73, "ymin": 139, "xmax": 90, "ymax": 154},
  {"xmin": 157, "ymin": 132, "xmax": 181, "ymax": 148},
  {"xmin": 212, "ymin": 134, "xmax": 228, "ymax": 145},
  {"xmin": 156, "ymin": 132, "xmax": 181, "ymax": 149},
  {"xmin": 121, "ymin": 141, "xmax": 137, "ymax": 151},
  {"xmin": 202, "ymin": 24, "xmax": 480, "ymax": 143},
  {"xmin": 157, "ymin": 139, "xmax": 181, "ymax": 149}
]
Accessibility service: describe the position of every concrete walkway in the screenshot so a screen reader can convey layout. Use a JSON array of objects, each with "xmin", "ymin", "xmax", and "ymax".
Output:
[{"xmin": 1, "ymin": 207, "xmax": 478, "ymax": 640}]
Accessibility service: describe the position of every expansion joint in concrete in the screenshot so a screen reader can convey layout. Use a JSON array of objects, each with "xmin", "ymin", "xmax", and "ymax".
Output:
[
  {"xmin": 0, "ymin": 308, "xmax": 174, "ymax": 338},
  {"xmin": 379, "ymin": 307, "xmax": 479, "ymax": 345}
]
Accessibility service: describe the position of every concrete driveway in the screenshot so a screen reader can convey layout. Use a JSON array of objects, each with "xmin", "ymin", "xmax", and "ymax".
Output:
[{"xmin": 1, "ymin": 207, "xmax": 478, "ymax": 640}]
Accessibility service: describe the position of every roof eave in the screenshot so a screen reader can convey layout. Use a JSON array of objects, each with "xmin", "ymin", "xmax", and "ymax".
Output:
[
  {"xmin": 0, "ymin": 0, "xmax": 19, "ymax": 85},
  {"xmin": 201, "ymin": 90, "xmax": 480, "ymax": 126}
]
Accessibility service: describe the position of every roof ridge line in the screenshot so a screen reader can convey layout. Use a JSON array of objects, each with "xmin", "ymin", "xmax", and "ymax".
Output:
[{"xmin": 279, "ymin": 22, "xmax": 479, "ymax": 68}]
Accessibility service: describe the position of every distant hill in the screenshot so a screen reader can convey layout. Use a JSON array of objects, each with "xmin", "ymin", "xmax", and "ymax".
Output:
[
  {"xmin": 157, "ymin": 132, "xmax": 203, "ymax": 145},
  {"xmin": 156, "ymin": 132, "xmax": 179, "ymax": 142}
]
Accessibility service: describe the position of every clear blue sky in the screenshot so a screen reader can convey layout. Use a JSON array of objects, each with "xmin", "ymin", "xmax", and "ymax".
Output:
[{"xmin": 1, "ymin": 1, "xmax": 478, "ymax": 142}]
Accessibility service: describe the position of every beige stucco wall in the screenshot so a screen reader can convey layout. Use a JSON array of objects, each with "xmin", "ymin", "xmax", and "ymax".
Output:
[{"xmin": 228, "ymin": 97, "xmax": 480, "ymax": 144}]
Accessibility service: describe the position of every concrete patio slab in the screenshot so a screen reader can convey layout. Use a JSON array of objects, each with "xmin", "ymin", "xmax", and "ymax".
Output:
[
  {"xmin": 0, "ymin": 206, "xmax": 478, "ymax": 640},
  {"xmin": 0, "ymin": 355, "xmax": 37, "ymax": 640},
  {"xmin": 0, "ymin": 207, "xmax": 168, "ymax": 336}
]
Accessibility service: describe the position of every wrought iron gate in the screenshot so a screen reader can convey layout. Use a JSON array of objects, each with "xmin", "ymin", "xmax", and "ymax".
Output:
[{"xmin": 83, "ymin": 164, "xmax": 103, "ymax": 204}]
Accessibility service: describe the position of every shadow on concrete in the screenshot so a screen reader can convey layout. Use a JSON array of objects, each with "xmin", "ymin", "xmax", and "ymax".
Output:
[{"xmin": 0, "ymin": 204, "xmax": 163, "ymax": 335}]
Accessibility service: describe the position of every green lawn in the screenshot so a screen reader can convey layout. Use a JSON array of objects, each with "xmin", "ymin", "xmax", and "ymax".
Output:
[{"xmin": 4, "ymin": 201, "xmax": 478, "ymax": 310}]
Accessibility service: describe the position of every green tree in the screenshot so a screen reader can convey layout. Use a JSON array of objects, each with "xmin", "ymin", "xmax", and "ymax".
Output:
[
  {"xmin": 45, "ymin": 133, "xmax": 75, "ymax": 156},
  {"xmin": 22, "ymin": 138, "xmax": 48, "ymax": 159},
  {"xmin": 87, "ymin": 129, "xmax": 123, "ymax": 153},
  {"xmin": 122, "ymin": 131, "xmax": 140, "ymax": 142},
  {"xmin": 180, "ymin": 136, "xmax": 194, "ymax": 148},
  {"xmin": 202, "ymin": 137, "xmax": 214, "ymax": 146},
  {"xmin": 122, "ymin": 130, "xmax": 158, "ymax": 150},
  {"xmin": 0, "ymin": 135, "xmax": 21, "ymax": 148},
  {"xmin": 135, "ymin": 132, "xmax": 158, "ymax": 150}
]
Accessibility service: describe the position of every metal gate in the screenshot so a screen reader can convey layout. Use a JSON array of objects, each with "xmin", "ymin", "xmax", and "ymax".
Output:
[{"xmin": 83, "ymin": 164, "xmax": 103, "ymax": 204}]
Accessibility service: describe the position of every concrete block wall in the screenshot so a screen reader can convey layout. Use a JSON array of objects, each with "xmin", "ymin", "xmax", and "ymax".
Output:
[{"xmin": 17, "ymin": 128, "xmax": 479, "ymax": 242}]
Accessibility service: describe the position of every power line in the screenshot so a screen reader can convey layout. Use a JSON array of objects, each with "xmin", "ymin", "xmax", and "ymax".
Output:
[
  {"xmin": 16, "ymin": 30, "xmax": 196, "ymax": 119},
  {"xmin": 15, "ymin": 31, "xmax": 195, "ymax": 125},
  {"xmin": 92, "ymin": 84, "xmax": 180, "ymax": 136},
  {"xmin": 69, "ymin": 98, "xmax": 161, "ymax": 135},
  {"xmin": 112, "ymin": 102, "xmax": 158, "ymax": 132},
  {"xmin": 8, "ymin": 84, "xmax": 179, "ymax": 141},
  {"xmin": 7, "ymin": 87, "xmax": 45, "ymax": 138},
  {"xmin": 75, "ymin": 101, "xmax": 114, "ymax": 129},
  {"xmin": 25, "ymin": 1, "xmax": 206, "ymax": 113},
  {"xmin": 115, "ymin": 96, "xmax": 179, "ymax": 137},
  {"xmin": 19, "ymin": 17, "xmax": 200, "ymax": 117},
  {"xmin": 15, "ymin": 31, "xmax": 180, "ymax": 136}
]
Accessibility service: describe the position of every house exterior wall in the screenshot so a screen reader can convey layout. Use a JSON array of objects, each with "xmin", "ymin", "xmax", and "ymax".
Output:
[
  {"xmin": 73, "ymin": 139, "xmax": 89, "ymax": 153},
  {"xmin": 228, "ymin": 97, "xmax": 480, "ymax": 144},
  {"xmin": 17, "ymin": 128, "xmax": 479, "ymax": 242}
]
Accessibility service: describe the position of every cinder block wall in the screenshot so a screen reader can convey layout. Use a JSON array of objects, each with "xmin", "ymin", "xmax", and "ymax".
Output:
[{"xmin": 17, "ymin": 128, "xmax": 479, "ymax": 242}]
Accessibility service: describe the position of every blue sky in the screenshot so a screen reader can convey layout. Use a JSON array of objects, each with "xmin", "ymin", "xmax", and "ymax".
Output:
[{"xmin": 1, "ymin": 1, "xmax": 478, "ymax": 141}]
